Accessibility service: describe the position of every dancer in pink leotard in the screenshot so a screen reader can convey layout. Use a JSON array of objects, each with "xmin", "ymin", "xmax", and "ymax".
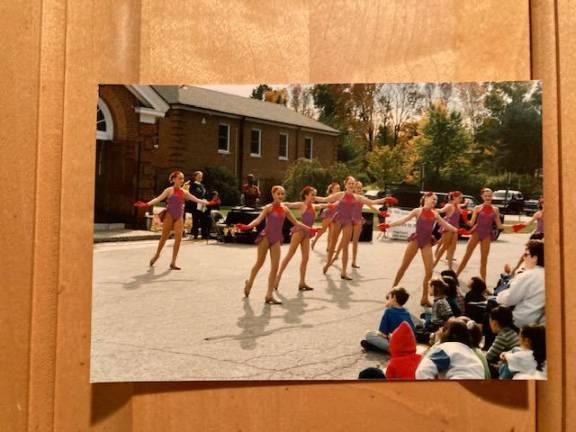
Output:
[
  {"xmin": 384, "ymin": 192, "xmax": 459, "ymax": 306},
  {"xmin": 315, "ymin": 176, "xmax": 393, "ymax": 280},
  {"xmin": 274, "ymin": 186, "xmax": 328, "ymax": 292},
  {"xmin": 456, "ymin": 188, "xmax": 514, "ymax": 282},
  {"xmin": 239, "ymin": 185, "xmax": 312, "ymax": 305},
  {"xmin": 433, "ymin": 191, "xmax": 468, "ymax": 270},
  {"xmin": 311, "ymin": 181, "xmax": 340, "ymax": 252},
  {"xmin": 134, "ymin": 171, "xmax": 211, "ymax": 270}
]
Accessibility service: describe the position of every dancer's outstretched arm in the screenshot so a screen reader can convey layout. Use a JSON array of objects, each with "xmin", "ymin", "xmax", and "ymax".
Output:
[
  {"xmin": 283, "ymin": 201, "xmax": 304, "ymax": 209},
  {"xmin": 387, "ymin": 208, "xmax": 419, "ymax": 227},
  {"xmin": 467, "ymin": 206, "xmax": 481, "ymax": 227},
  {"xmin": 494, "ymin": 207, "xmax": 514, "ymax": 230},
  {"xmin": 184, "ymin": 190, "xmax": 210, "ymax": 206},
  {"xmin": 434, "ymin": 211, "xmax": 458, "ymax": 232},
  {"xmin": 315, "ymin": 191, "xmax": 344, "ymax": 203},
  {"xmin": 436, "ymin": 203, "xmax": 451, "ymax": 215},
  {"xmin": 285, "ymin": 207, "xmax": 314, "ymax": 231},
  {"xmin": 146, "ymin": 188, "xmax": 170, "ymax": 207},
  {"xmin": 243, "ymin": 205, "xmax": 271, "ymax": 230}
]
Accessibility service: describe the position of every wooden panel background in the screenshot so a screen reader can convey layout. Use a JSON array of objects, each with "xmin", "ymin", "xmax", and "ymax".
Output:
[{"xmin": 0, "ymin": 0, "xmax": 572, "ymax": 430}]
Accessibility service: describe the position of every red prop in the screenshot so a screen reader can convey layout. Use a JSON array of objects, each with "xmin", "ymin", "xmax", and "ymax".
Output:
[
  {"xmin": 379, "ymin": 211, "xmax": 390, "ymax": 218},
  {"xmin": 512, "ymin": 223, "xmax": 527, "ymax": 233},
  {"xmin": 235, "ymin": 223, "xmax": 252, "ymax": 231},
  {"xmin": 457, "ymin": 228, "xmax": 471, "ymax": 236},
  {"xmin": 384, "ymin": 196, "xmax": 399, "ymax": 206},
  {"xmin": 378, "ymin": 223, "xmax": 391, "ymax": 231},
  {"xmin": 134, "ymin": 201, "xmax": 149, "ymax": 209}
]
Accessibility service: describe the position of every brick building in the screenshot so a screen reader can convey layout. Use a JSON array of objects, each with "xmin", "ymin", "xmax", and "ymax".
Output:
[{"xmin": 95, "ymin": 85, "xmax": 339, "ymax": 228}]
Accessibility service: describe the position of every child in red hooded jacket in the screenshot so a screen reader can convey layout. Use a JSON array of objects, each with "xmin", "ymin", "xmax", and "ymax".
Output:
[{"xmin": 385, "ymin": 321, "xmax": 422, "ymax": 380}]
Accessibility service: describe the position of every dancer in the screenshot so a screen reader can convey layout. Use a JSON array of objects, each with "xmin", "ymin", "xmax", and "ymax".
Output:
[
  {"xmin": 134, "ymin": 171, "xmax": 212, "ymax": 270},
  {"xmin": 455, "ymin": 188, "xmax": 514, "ymax": 282},
  {"xmin": 316, "ymin": 176, "xmax": 393, "ymax": 280},
  {"xmin": 332, "ymin": 180, "xmax": 388, "ymax": 269},
  {"xmin": 311, "ymin": 181, "xmax": 340, "ymax": 251},
  {"xmin": 274, "ymin": 186, "xmax": 325, "ymax": 292},
  {"xmin": 508, "ymin": 197, "xmax": 544, "ymax": 274},
  {"xmin": 237, "ymin": 185, "xmax": 313, "ymax": 305},
  {"xmin": 381, "ymin": 192, "xmax": 459, "ymax": 306},
  {"xmin": 433, "ymin": 191, "xmax": 467, "ymax": 270}
]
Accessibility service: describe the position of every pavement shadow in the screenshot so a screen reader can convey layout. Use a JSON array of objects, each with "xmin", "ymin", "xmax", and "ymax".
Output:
[
  {"xmin": 235, "ymin": 301, "xmax": 272, "ymax": 350},
  {"xmin": 122, "ymin": 267, "xmax": 171, "ymax": 290},
  {"xmin": 276, "ymin": 291, "xmax": 327, "ymax": 325}
]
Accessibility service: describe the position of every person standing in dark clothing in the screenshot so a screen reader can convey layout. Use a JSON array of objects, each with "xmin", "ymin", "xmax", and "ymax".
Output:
[
  {"xmin": 187, "ymin": 171, "xmax": 209, "ymax": 239},
  {"xmin": 241, "ymin": 173, "xmax": 261, "ymax": 208}
]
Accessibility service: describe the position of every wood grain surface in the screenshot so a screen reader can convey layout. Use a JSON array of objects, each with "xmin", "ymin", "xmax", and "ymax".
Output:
[{"xmin": 0, "ymin": 1, "xmax": 571, "ymax": 431}]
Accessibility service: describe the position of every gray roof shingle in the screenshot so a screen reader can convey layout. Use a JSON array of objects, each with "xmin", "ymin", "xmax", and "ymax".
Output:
[{"xmin": 152, "ymin": 85, "xmax": 339, "ymax": 135}]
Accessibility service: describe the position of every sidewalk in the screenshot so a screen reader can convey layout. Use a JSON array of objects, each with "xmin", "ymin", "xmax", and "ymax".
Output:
[{"xmin": 93, "ymin": 229, "xmax": 162, "ymax": 243}]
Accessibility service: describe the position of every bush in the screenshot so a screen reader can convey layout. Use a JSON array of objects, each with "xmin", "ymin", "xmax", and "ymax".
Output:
[{"xmin": 202, "ymin": 165, "xmax": 240, "ymax": 205}]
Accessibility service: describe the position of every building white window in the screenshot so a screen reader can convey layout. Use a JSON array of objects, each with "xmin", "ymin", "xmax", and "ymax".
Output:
[
  {"xmin": 304, "ymin": 136, "xmax": 313, "ymax": 159},
  {"xmin": 279, "ymin": 133, "xmax": 289, "ymax": 160},
  {"xmin": 218, "ymin": 124, "xmax": 230, "ymax": 153},
  {"xmin": 96, "ymin": 98, "xmax": 114, "ymax": 141},
  {"xmin": 250, "ymin": 129, "xmax": 261, "ymax": 157}
]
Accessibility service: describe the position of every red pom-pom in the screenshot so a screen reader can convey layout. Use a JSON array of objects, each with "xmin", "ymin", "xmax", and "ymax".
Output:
[
  {"xmin": 379, "ymin": 211, "xmax": 390, "ymax": 218},
  {"xmin": 378, "ymin": 223, "xmax": 391, "ymax": 231},
  {"xmin": 235, "ymin": 223, "xmax": 251, "ymax": 231},
  {"xmin": 385, "ymin": 196, "xmax": 399, "ymax": 206},
  {"xmin": 512, "ymin": 223, "xmax": 526, "ymax": 233},
  {"xmin": 309, "ymin": 227, "xmax": 320, "ymax": 236},
  {"xmin": 457, "ymin": 228, "xmax": 471, "ymax": 236},
  {"xmin": 328, "ymin": 203, "xmax": 337, "ymax": 210},
  {"xmin": 134, "ymin": 201, "xmax": 149, "ymax": 209}
]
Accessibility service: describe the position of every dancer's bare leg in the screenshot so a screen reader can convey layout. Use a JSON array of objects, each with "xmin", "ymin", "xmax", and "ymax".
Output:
[
  {"xmin": 151, "ymin": 215, "xmax": 173, "ymax": 265},
  {"xmin": 340, "ymin": 224, "xmax": 353, "ymax": 278},
  {"xmin": 479, "ymin": 238, "xmax": 491, "ymax": 282},
  {"xmin": 421, "ymin": 245, "xmax": 434, "ymax": 306},
  {"xmin": 324, "ymin": 223, "xmax": 342, "ymax": 273},
  {"xmin": 275, "ymin": 233, "xmax": 303, "ymax": 289},
  {"xmin": 266, "ymin": 243, "xmax": 281, "ymax": 300},
  {"xmin": 456, "ymin": 234, "xmax": 480, "ymax": 277},
  {"xmin": 311, "ymin": 219, "xmax": 330, "ymax": 250},
  {"xmin": 245, "ymin": 238, "xmax": 269, "ymax": 297},
  {"xmin": 170, "ymin": 218, "xmax": 184, "ymax": 268},
  {"xmin": 351, "ymin": 223, "xmax": 362, "ymax": 267},
  {"xmin": 392, "ymin": 241, "xmax": 420, "ymax": 287},
  {"xmin": 446, "ymin": 232, "xmax": 458, "ymax": 271},
  {"xmin": 433, "ymin": 237, "xmax": 448, "ymax": 268},
  {"xmin": 299, "ymin": 237, "xmax": 311, "ymax": 288}
]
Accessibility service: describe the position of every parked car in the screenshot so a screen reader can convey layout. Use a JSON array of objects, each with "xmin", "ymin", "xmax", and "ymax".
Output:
[
  {"xmin": 523, "ymin": 199, "xmax": 540, "ymax": 216},
  {"xmin": 492, "ymin": 190, "xmax": 525, "ymax": 215}
]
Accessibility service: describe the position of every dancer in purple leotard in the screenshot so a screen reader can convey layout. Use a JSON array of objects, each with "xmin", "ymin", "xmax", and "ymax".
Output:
[
  {"xmin": 311, "ymin": 182, "xmax": 340, "ymax": 252},
  {"xmin": 332, "ymin": 181, "xmax": 384, "ymax": 269},
  {"xmin": 316, "ymin": 176, "xmax": 393, "ymax": 280},
  {"xmin": 456, "ymin": 188, "xmax": 513, "ymax": 282},
  {"xmin": 508, "ymin": 197, "xmax": 545, "ymax": 275},
  {"xmin": 240, "ymin": 185, "xmax": 312, "ymax": 305},
  {"xmin": 385, "ymin": 192, "xmax": 459, "ymax": 306},
  {"xmin": 134, "ymin": 171, "xmax": 211, "ymax": 270},
  {"xmin": 274, "ymin": 186, "xmax": 329, "ymax": 292},
  {"xmin": 433, "ymin": 191, "xmax": 468, "ymax": 270}
]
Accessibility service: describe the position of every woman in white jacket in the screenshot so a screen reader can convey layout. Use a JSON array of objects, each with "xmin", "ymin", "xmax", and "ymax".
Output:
[{"xmin": 416, "ymin": 318, "xmax": 485, "ymax": 380}]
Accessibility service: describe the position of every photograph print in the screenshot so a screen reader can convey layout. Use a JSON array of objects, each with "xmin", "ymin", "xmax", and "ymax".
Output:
[{"xmin": 91, "ymin": 80, "xmax": 545, "ymax": 381}]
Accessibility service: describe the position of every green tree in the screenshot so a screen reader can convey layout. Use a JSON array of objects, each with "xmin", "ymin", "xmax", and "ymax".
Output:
[
  {"xmin": 250, "ymin": 84, "xmax": 272, "ymax": 100},
  {"xmin": 366, "ymin": 143, "xmax": 416, "ymax": 188}
]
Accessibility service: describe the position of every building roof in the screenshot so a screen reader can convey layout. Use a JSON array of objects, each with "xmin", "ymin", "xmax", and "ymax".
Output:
[{"xmin": 152, "ymin": 85, "xmax": 340, "ymax": 135}]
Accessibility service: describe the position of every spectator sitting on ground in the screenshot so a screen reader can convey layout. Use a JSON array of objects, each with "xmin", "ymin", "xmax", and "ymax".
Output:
[
  {"xmin": 385, "ymin": 321, "xmax": 422, "ymax": 380},
  {"xmin": 454, "ymin": 316, "xmax": 491, "ymax": 379},
  {"xmin": 415, "ymin": 318, "xmax": 485, "ymax": 380},
  {"xmin": 496, "ymin": 240, "xmax": 545, "ymax": 328},
  {"xmin": 485, "ymin": 306, "xmax": 520, "ymax": 377},
  {"xmin": 358, "ymin": 367, "xmax": 385, "ymax": 380},
  {"xmin": 441, "ymin": 275, "xmax": 462, "ymax": 317},
  {"xmin": 361, "ymin": 287, "xmax": 414, "ymax": 353},
  {"xmin": 416, "ymin": 279, "xmax": 454, "ymax": 344},
  {"xmin": 499, "ymin": 324, "xmax": 546, "ymax": 380},
  {"xmin": 440, "ymin": 269, "xmax": 465, "ymax": 312},
  {"xmin": 464, "ymin": 277, "xmax": 488, "ymax": 323}
]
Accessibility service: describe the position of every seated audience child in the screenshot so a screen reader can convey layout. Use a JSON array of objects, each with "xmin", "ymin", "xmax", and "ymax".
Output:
[
  {"xmin": 358, "ymin": 367, "xmax": 385, "ymax": 379},
  {"xmin": 465, "ymin": 277, "xmax": 488, "ymax": 324},
  {"xmin": 440, "ymin": 269, "xmax": 465, "ymax": 312},
  {"xmin": 361, "ymin": 287, "xmax": 414, "ymax": 352},
  {"xmin": 384, "ymin": 321, "xmax": 422, "ymax": 380},
  {"xmin": 499, "ymin": 324, "xmax": 546, "ymax": 380},
  {"xmin": 454, "ymin": 316, "xmax": 491, "ymax": 379},
  {"xmin": 415, "ymin": 318, "xmax": 485, "ymax": 380},
  {"xmin": 416, "ymin": 279, "xmax": 454, "ymax": 344},
  {"xmin": 485, "ymin": 306, "xmax": 520, "ymax": 375},
  {"xmin": 442, "ymin": 275, "xmax": 462, "ymax": 317},
  {"xmin": 496, "ymin": 240, "xmax": 545, "ymax": 328}
]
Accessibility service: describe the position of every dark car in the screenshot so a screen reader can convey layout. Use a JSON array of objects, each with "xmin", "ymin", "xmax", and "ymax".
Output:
[
  {"xmin": 523, "ymin": 199, "xmax": 540, "ymax": 216},
  {"xmin": 492, "ymin": 190, "xmax": 525, "ymax": 215}
]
